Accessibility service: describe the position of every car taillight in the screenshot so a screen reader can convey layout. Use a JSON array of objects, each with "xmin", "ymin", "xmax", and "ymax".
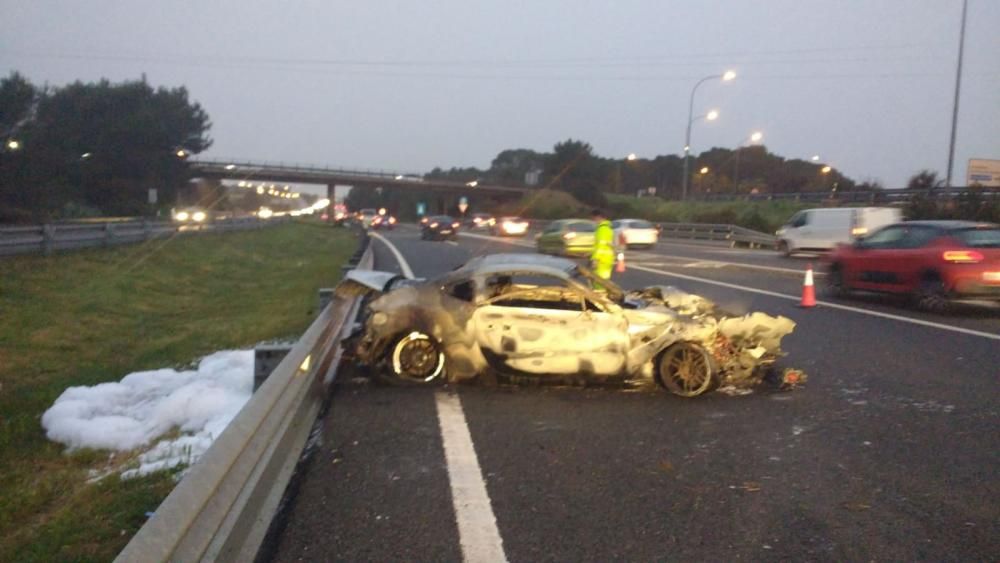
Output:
[
  {"xmin": 389, "ymin": 217, "xmax": 396, "ymax": 224},
  {"xmin": 942, "ymin": 250, "xmax": 984, "ymax": 263},
  {"xmin": 452, "ymin": 222, "xmax": 460, "ymax": 228},
  {"xmin": 563, "ymin": 232, "xmax": 576, "ymax": 240}
]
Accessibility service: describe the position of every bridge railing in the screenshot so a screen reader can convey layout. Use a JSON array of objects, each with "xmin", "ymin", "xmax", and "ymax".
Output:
[
  {"xmin": 193, "ymin": 159, "xmax": 425, "ymax": 181},
  {"xmin": 0, "ymin": 216, "xmax": 286, "ymax": 257},
  {"xmin": 116, "ymin": 232, "xmax": 373, "ymax": 562}
]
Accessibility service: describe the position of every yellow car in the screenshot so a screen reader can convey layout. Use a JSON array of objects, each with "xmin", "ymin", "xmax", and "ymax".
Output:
[{"xmin": 536, "ymin": 219, "xmax": 596, "ymax": 256}]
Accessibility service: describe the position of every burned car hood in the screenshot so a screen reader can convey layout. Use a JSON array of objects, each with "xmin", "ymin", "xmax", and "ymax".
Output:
[{"xmin": 335, "ymin": 269, "xmax": 425, "ymax": 299}]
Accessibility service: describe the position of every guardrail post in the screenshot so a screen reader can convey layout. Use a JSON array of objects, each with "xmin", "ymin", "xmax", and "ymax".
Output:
[
  {"xmin": 142, "ymin": 219, "xmax": 152, "ymax": 241},
  {"xmin": 42, "ymin": 224, "xmax": 55, "ymax": 255},
  {"xmin": 103, "ymin": 223, "xmax": 115, "ymax": 247},
  {"xmin": 253, "ymin": 345, "xmax": 292, "ymax": 392}
]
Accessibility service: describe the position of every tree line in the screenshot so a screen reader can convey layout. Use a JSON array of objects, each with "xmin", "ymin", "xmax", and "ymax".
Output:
[{"xmin": 0, "ymin": 72, "xmax": 211, "ymax": 222}]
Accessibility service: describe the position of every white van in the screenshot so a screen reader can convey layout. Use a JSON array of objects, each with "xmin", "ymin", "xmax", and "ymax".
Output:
[{"xmin": 775, "ymin": 207, "xmax": 901, "ymax": 255}]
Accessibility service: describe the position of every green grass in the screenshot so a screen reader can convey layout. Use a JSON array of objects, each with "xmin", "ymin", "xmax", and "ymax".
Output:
[
  {"xmin": 0, "ymin": 221, "xmax": 357, "ymax": 562},
  {"xmin": 605, "ymin": 195, "xmax": 813, "ymax": 234}
]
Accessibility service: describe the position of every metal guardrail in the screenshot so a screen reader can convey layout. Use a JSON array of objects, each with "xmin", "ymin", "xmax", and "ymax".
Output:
[
  {"xmin": 0, "ymin": 216, "xmax": 287, "ymax": 257},
  {"xmin": 657, "ymin": 222, "xmax": 777, "ymax": 248},
  {"xmin": 687, "ymin": 186, "xmax": 1000, "ymax": 203},
  {"xmin": 116, "ymin": 233, "xmax": 373, "ymax": 562}
]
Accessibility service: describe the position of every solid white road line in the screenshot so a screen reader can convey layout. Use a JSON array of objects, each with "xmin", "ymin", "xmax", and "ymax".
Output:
[
  {"xmin": 368, "ymin": 231, "xmax": 416, "ymax": 279},
  {"xmin": 436, "ymin": 392, "xmax": 508, "ymax": 563},
  {"xmin": 459, "ymin": 231, "xmax": 1000, "ymax": 341},
  {"xmin": 631, "ymin": 251, "xmax": 826, "ymax": 276},
  {"xmin": 630, "ymin": 263, "xmax": 1000, "ymax": 341}
]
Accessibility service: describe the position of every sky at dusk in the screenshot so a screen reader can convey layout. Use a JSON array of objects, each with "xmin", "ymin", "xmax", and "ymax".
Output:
[{"xmin": 2, "ymin": 0, "xmax": 998, "ymax": 189}]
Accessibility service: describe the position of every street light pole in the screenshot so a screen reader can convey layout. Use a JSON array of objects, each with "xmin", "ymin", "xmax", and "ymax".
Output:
[
  {"xmin": 945, "ymin": 0, "xmax": 968, "ymax": 188},
  {"xmin": 682, "ymin": 70, "xmax": 735, "ymax": 200}
]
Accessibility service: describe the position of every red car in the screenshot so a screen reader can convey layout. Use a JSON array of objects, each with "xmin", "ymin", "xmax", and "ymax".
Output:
[{"xmin": 825, "ymin": 221, "xmax": 1000, "ymax": 311}]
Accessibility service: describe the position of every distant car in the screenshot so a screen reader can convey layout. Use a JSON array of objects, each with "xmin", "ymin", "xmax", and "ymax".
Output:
[
  {"xmin": 172, "ymin": 207, "xmax": 208, "ymax": 224},
  {"xmin": 465, "ymin": 213, "xmax": 495, "ymax": 231},
  {"xmin": 357, "ymin": 208, "xmax": 379, "ymax": 228},
  {"xmin": 825, "ymin": 220, "xmax": 1000, "ymax": 311},
  {"xmin": 776, "ymin": 207, "xmax": 901, "ymax": 256},
  {"xmin": 421, "ymin": 215, "xmax": 460, "ymax": 241},
  {"xmin": 536, "ymin": 219, "xmax": 595, "ymax": 257},
  {"xmin": 420, "ymin": 216, "xmax": 430, "ymax": 226},
  {"xmin": 612, "ymin": 218, "xmax": 659, "ymax": 249},
  {"xmin": 371, "ymin": 214, "xmax": 397, "ymax": 230},
  {"xmin": 492, "ymin": 216, "xmax": 530, "ymax": 237}
]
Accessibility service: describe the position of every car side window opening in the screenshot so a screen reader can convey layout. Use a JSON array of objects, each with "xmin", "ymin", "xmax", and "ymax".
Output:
[
  {"xmin": 788, "ymin": 211, "xmax": 808, "ymax": 228},
  {"xmin": 898, "ymin": 226, "xmax": 941, "ymax": 249},
  {"xmin": 446, "ymin": 280, "xmax": 475, "ymax": 302},
  {"xmin": 483, "ymin": 274, "xmax": 588, "ymax": 312},
  {"xmin": 859, "ymin": 225, "xmax": 907, "ymax": 248}
]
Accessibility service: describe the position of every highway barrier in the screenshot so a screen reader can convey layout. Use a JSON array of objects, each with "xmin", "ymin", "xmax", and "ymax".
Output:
[
  {"xmin": 656, "ymin": 222, "xmax": 777, "ymax": 248},
  {"xmin": 0, "ymin": 216, "xmax": 288, "ymax": 257},
  {"xmin": 115, "ymin": 232, "xmax": 372, "ymax": 562}
]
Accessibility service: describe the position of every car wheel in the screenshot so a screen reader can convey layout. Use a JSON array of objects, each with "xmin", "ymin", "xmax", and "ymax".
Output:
[
  {"xmin": 777, "ymin": 240, "xmax": 792, "ymax": 257},
  {"xmin": 824, "ymin": 263, "xmax": 850, "ymax": 299},
  {"xmin": 915, "ymin": 275, "xmax": 950, "ymax": 313},
  {"xmin": 656, "ymin": 342, "xmax": 718, "ymax": 398},
  {"xmin": 380, "ymin": 332, "xmax": 446, "ymax": 385}
]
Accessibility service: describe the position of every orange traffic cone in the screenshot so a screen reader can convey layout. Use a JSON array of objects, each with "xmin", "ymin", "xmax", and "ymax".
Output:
[
  {"xmin": 799, "ymin": 263, "xmax": 816, "ymax": 308},
  {"xmin": 616, "ymin": 252, "xmax": 626, "ymax": 273}
]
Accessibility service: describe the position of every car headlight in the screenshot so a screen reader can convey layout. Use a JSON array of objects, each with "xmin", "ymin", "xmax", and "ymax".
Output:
[
  {"xmin": 192, "ymin": 211, "xmax": 207, "ymax": 222},
  {"xmin": 175, "ymin": 211, "xmax": 190, "ymax": 221}
]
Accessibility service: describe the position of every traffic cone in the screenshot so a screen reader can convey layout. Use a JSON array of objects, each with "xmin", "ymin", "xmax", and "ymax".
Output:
[
  {"xmin": 616, "ymin": 252, "xmax": 626, "ymax": 273},
  {"xmin": 799, "ymin": 263, "xmax": 816, "ymax": 308}
]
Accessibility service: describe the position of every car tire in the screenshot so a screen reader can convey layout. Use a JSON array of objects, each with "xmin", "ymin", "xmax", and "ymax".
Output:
[
  {"xmin": 777, "ymin": 240, "xmax": 792, "ymax": 257},
  {"xmin": 824, "ymin": 263, "xmax": 850, "ymax": 299},
  {"xmin": 656, "ymin": 342, "xmax": 718, "ymax": 398},
  {"xmin": 915, "ymin": 274, "xmax": 950, "ymax": 314},
  {"xmin": 377, "ymin": 332, "xmax": 446, "ymax": 386}
]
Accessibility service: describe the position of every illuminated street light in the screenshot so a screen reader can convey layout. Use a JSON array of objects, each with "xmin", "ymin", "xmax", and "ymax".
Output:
[
  {"xmin": 811, "ymin": 155, "xmax": 820, "ymax": 162},
  {"xmin": 734, "ymin": 131, "xmax": 764, "ymax": 188},
  {"xmin": 225, "ymin": 164, "xmax": 236, "ymax": 170},
  {"xmin": 821, "ymin": 165, "xmax": 832, "ymax": 174},
  {"xmin": 175, "ymin": 149, "xmax": 187, "ymax": 158},
  {"xmin": 705, "ymin": 110, "xmax": 720, "ymax": 121},
  {"xmin": 700, "ymin": 166, "xmax": 710, "ymax": 174},
  {"xmin": 626, "ymin": 153, "xmax": 637, "ymax": 161},
  {"xmin": 6, "ymin": 139, "xmax": 21, "ymax": 151},
  {"xmin": 81, "ymin": 152, "xmax": 92, "ymax": 159},
  {"xmin": 257, "ymin": 187, "xmax": 264, "ymax": 194},
  {"xmin": 466, "ymin": 180, "xmax": 479, "ymax": 187},
  {"xmin": 682, "ymin": 70, "xmax": 735, "ymax": 200},
  {"xmin": 395, "ymin": 175, "xmax": 404, "ymax": 180}
]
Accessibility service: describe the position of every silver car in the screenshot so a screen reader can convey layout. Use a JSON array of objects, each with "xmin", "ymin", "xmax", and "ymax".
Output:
[{"xmin": 340, "ymin": 253, "xmax": 796, "ymax": 397}]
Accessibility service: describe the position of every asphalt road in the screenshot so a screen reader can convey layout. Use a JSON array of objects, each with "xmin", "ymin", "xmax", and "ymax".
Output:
[{"xmin": 269, "ymin": 226, "xmax": 999, "ymax": 562}]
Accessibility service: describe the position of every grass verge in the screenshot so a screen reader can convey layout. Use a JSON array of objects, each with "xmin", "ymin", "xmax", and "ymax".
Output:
[{"xmin": 0, "ymin": 221, "xmax": 357, "ymax": 562}]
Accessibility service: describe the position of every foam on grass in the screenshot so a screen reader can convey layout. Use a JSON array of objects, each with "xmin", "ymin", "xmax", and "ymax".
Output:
[{"xmin": 41, "ymin": 350, "xmax": 253, "ymax": 478}]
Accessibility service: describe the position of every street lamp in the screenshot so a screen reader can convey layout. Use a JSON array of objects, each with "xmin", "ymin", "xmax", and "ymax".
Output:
[
  {"xmin": 821, "ymin": 165, "xmax": 832, "ymax": 174},
  {"xmin": 626, "ymin": 153, "xmax": 637, "ymax": 161},
  {"xmin": 700, "ymin": 166, "xmax": 710, "ymax": 174},
  {"xmin": 682, "ymin": 70, "xmax": 735, "ymax": 200},
  {"xmin": 176, "ymin": 149, "xmax": 188, "ymax": 159},
  {"xmin": 6, "ymin": 139, "xmax": 21, "ymax": 151},
  {"xmin": 811, "ymin": 155, "xmax": 820, "ymax": 162}
]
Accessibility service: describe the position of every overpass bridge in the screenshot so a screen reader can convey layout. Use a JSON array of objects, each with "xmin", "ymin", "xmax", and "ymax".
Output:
[{"xmin": 191, "ymin": 159, "xmax": 532, "ymax": 211}]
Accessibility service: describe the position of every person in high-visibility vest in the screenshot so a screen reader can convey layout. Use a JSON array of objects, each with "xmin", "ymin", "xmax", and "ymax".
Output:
[{"xmin": 590, "ymin": 209, "xmax": 615, "ymax": 282}]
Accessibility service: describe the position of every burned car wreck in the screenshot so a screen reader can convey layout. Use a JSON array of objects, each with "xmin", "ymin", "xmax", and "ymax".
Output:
[{"xmin": 339, "ymin": 253, "xmax": 798, "ymax": 397}]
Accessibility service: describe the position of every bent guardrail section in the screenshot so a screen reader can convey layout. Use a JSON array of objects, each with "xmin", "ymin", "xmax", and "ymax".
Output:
[
  {"xmin": 0, "ymin": 216, "xmax": 288, "ymax": 257},
  {"xmin": 115, "ymin": 236, "xmax": 372, "ymax": 563}
]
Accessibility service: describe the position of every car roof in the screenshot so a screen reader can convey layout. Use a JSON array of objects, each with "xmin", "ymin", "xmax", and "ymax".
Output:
[
  {"xmin": 448, "ymin": 253, "xmax": 577, "ymax": 279},
  {"xmin": 900, "ymin": 220, "xmax": 998, "ymax": 229}
]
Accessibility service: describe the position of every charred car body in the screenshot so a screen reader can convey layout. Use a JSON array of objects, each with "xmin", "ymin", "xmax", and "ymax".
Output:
[{"xmin": 340, "ymin": 254, "xmax": 796, "ymax": 397}]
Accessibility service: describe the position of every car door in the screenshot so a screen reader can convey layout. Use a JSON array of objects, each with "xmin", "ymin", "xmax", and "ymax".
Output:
[
  {"xmin": 850, "ymin": 225, "xmax": 909, "ymax": 291},
  {"xmin": 471, "ymin": 274, "xmax": 628, "ymax": 376},
  {"xmin": 874, "ymin": 226, "xmax": 943, "ymax": 290}
]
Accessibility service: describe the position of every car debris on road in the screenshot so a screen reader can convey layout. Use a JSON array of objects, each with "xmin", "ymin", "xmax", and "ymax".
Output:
[{"xmin": 337, "ymin": 253, "xmax": 803, "ymax": 397}]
